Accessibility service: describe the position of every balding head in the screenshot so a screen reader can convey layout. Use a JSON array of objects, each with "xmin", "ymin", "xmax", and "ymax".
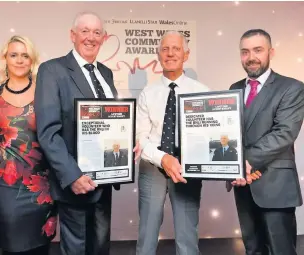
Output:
[
  {"xmin": 220, "ymin": 135, "xmax": 229, "ymax": 146},
  {"xmin": 113, "ymin": 142, "xmax": 120, "ymax": 152}
]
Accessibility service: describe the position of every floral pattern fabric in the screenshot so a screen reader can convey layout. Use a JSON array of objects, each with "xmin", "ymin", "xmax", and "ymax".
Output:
[{"xmin": 0, "ymin": 96, "xmax": 57, "ymax": 251}]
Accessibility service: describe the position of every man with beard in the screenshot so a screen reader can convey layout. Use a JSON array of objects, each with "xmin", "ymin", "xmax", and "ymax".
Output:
[{"xmin": 229, "ymin": 29, "xmax": 304, "ymax": 255}]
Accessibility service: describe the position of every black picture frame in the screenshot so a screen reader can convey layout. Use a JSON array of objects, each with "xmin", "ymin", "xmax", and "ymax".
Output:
[
  {"xmin": 74, "ymin": 98, "xmax": 136, "ymax": 185},
  {"xmin": 177, "ymin": 89, "xmax": 245, "ymax": 181}
]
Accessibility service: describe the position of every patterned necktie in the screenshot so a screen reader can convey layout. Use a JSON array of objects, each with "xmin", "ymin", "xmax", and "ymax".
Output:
[
  {"xmin": 84, "ymin": 64, "xmax": 106, "ymax": 98},
  {"xmin": 160, "ymin": 82, "xmax": 177, "ymax": 156},
  {"xmin": 246, "ymin": 79, "xmax": 260, "ymax": 107},
  {"xmin": 114, "ymin": 153, "xmax": 118, "ymax": 165}
]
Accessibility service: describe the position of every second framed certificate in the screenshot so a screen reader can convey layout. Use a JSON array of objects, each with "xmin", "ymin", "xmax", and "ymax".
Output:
[
  {"xmin": 178, "ymin": 90, "xmax": 245, "ymax": 180},
  {"xmin": 75, "ymin": 98, "xmax": 136, "ymax": 185}
]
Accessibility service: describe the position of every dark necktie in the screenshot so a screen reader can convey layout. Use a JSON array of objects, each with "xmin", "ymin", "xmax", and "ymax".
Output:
[
  {"xmin": 160, "ymin": 82, "xmax": 177, "ymax": 156},
  {"xmin": 246, "ymin": 79, "xmax": 260, "ymax": 107},
  {"xmin": 114, "ymin": 153, "xmax": 117, "ymax": 165},
  {"xmin": 84, "ymin": 64, "xmax": 106, "ymax": 99}
]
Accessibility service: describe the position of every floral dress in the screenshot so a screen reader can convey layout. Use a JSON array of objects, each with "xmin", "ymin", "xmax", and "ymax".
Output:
[{"xmin": 0, "ymin": 95, "xmax": 57, "ymax": 252}]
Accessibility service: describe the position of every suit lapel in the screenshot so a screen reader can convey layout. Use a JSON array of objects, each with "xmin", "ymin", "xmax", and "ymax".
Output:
[
  {"xmin": 65, "ymin": 51, "xmax": 95, "ymax": 98},
  {"xmin": 64, "ymin": 51, "xmax": 118, "ymax": 98},
  {"xmin": 231, "ymin": 79, "xmax": 246, "ymax": 95},
  {"xmin": 245, "ymin": 72, "xmax": 276, "ymax": 131},
  {"xmin": 230, "ymin": 80, "xmax": 246, "ymax": 122},
  {"xmin": 97, "ymin": 62, "xmax": 118, "ymax": 99}
]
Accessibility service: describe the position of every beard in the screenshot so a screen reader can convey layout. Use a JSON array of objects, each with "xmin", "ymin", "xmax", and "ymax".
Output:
[{"xmin": 243, "ymin": 58, "xmax": 270, "ymax": 78}]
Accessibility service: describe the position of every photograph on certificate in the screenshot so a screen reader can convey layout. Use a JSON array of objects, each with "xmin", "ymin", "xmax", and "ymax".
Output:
[
  {"xmin": 209, "ymin": 133, "xmax": 238, "ymax": 162},
  {"xmin": 103, "ymin": 139, "xmax": 129, "ymax": 168}
]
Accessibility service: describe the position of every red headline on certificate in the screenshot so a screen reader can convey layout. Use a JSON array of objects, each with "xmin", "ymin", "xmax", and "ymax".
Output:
[
  {"xmin": 104, "ymin": 106, "xmax": 129, "ymax": 113},
  {"xmin": 208, "ymin": 98, "xmax": 236, "ymax": 106}
]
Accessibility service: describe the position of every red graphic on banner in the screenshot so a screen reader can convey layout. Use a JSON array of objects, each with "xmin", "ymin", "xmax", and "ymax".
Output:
[{"xmin": 101, "ymin": 32, "xmax": 162, "ymax": 74}]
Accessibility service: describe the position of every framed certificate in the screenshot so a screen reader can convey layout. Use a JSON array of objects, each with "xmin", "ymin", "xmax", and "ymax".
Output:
[
  {"xmin": 178, "ymin": 90, "xmax": 245, "ymax": 180},
  {"xmin": 75, "ymin": 98, "xmax": 136, "ymax": 185}
]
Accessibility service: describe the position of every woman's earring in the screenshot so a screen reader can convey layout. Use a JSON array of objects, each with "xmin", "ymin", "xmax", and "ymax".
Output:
[
  {"xmin": 28, "ymin": 70, "xmax": 32, "ymax": 81},
  {"xmin": 5, "ymin": 66, "xmax": 8, "ymax": 78}
]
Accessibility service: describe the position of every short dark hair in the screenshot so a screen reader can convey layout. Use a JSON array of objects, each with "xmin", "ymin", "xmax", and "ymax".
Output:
[{"xmin": 240, "ymin": 29, "xmax": 272, "ymax": 47}]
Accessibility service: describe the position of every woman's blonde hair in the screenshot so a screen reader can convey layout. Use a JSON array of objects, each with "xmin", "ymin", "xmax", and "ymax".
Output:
[{"xmin": 0, "ymin": 35, "xmax": 40, "ymax": 84}]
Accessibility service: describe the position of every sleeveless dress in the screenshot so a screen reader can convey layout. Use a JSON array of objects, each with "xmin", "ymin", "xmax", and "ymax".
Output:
[{"xmin": 0, "ymin": 95, "xmax": 57, "ymax": 252}]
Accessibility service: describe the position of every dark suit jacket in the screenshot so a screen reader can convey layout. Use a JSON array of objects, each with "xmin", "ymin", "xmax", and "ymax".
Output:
[
  {"xmin": 230, "ymin": 70, "xmax": 304, "ymax": 208},
  {"xmin": 104, "ymin": 149, "xmax": 128, "ymax": 167},
  {"xmin": 212, "ymin": 146, "xmax": 238, "ymax": 161},
  {"xmin": 34, "ymin": 51, "xmax": 119, "ymax": 204}
]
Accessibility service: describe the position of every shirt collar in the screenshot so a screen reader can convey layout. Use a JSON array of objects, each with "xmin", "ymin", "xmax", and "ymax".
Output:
[
  {"xmin": 161, "ymin": 73, "xmax": 185, "ymax": 88},
  {"xmin": 245, "ymin": 68, "xmax": 271, "ymax": 87},
  {"xmin": 72, "ymin": 49, "xmax": 98, "ymax": 69}
]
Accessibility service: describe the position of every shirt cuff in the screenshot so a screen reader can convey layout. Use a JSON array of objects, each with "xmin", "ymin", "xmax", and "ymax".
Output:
[{"xmin": 152, "ymin": 149, "xmax": 167, "ymax": 168}]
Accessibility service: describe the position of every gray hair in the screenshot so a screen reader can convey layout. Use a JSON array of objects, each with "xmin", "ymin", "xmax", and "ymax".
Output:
[
  {"xmin": 158, "ymin": 30, "xmax": 189, "ymax": 52},
  {"xmin": 72, "ymin": 11, "xmax": 105, "ymax": 32}
]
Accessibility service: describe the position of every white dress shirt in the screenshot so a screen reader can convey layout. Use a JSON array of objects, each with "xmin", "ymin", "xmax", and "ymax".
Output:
[
  {"xmin": 244, "ymin": 68, "xmax": 271, "ymax": 103},
  {"xmin": 72, "ymin": 49, "xmax": 114, "ymax": 98},
  {"xmin": 136, "ymin": 73, "xmax": 210, "ymax": 168}
]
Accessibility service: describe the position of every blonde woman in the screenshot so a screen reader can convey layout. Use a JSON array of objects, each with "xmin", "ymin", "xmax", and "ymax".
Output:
[{"xmin": 0, "ymin": 35, "xmax": 56, "ymax": 255}]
